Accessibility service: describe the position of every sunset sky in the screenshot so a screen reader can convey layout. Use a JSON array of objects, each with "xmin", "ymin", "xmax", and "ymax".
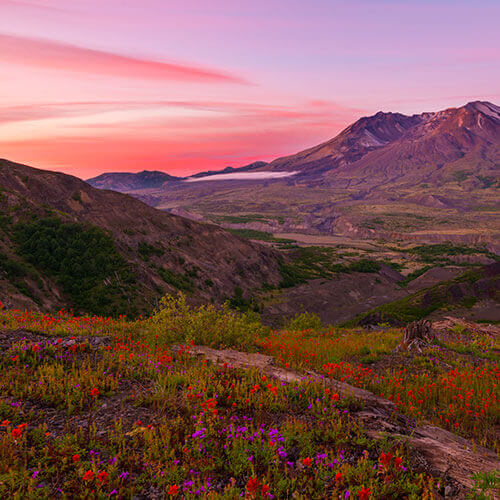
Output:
[{"xmin": 1, "ymin": 0, "xmax": 499, "ymax": 178}]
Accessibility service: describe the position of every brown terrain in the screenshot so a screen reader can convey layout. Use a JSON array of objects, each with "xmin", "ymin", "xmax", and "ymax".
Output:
[{"xmin": 0, "ymin": 159, "xmax": 281, "ymax": 313}]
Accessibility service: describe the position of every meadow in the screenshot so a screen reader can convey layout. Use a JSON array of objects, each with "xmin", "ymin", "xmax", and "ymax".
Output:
[{"xmin": 0, "ymin": 297, "xmax": 498, "ymax": 499}]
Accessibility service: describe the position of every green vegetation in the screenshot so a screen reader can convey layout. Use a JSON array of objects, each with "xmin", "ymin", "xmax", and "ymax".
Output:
[
  {"xmin": 398, "ymin": 265, "xmax": 434, "ymax": 287},
  {"xmin": 407, "ymin": 242, "xmax": 499, "ymax": 263},
  {"xmin": 279, "ymin": 247, "xmax": 382, "ymax": 288},
  {"xmin": 227, "ymin": 228, "xmax": 294, "ymax": 243},
  {"xmin": 138, "ymin": 241, "xmax": 165, "ymax": 260},
  {"xmin": 345, "ymin": 267, "xmax": 495, "ymax": 326},
  {"xmin": 285, "ymin": 311, "xmax": 324, "ymax": 331},
  {"xmin": 213, "ymin": 213, "xmax": 272, "ymax": 224},
  {"xmin": 149, "ymin": 293, "xmax": 266, "ymax": 348},
  {"xmin": 348, "ymin": 259, "xmax": 381, "ymax": 273},
  {"xmin": 13, "ymin": 217, "xmax": 138, "ymax": 316},
  {"xmin": 157, "ymin": 266, "xmax": 195, "ymax": 293}
]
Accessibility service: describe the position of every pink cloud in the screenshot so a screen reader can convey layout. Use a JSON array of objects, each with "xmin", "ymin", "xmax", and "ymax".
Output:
[
  {"xmin": 0, "ymin": 99, "xmax": 361, "ymax": 126},
  {"xmin": 0, "ymin": 33, "xmax": 248, "ymax": 84}
]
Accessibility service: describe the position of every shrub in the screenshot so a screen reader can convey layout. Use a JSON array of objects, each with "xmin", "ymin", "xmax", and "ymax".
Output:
[
  {"xmin": 348, "ymin": 259, "xmax": 381, "ymax": 273},
  {"xmin": 285, "ymin": 311, "xmax": 324, "ymax": 331},
  {"xmin": 147, "ymin": 293, "xmax": 267, "ymax": 349}
]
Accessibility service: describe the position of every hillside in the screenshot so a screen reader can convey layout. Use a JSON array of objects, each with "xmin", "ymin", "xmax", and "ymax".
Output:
[
  {"xmin": 88, "ymin": 101, "xmax": 500, "ymax": 249},
  {"xmin": 0, "ymin": 159, "xmax": 281, "ymax": 316},
  {"xmin": 346, "ymin": 262, "xmax": 500, "ymax": 327}
]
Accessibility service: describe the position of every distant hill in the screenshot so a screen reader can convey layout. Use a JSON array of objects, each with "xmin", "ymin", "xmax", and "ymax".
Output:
[
  {"xmin": 0, "ymin": 159, "xmax": 281, "ymax": 315},
  {"xmin": 86, "ymin": 162, "xmax": 270, "ymax": 191},
  {"xmin": 87, "ymin": 170, "xmax": 181, "ymax": 191}
]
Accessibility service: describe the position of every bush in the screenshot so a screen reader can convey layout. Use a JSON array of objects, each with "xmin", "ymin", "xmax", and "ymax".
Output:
[
  {"xmin": 348, "ymin": 259, "xmax": 381, "ymax": 273},
  {"xmin": 147, "ymin": 293, "xmax": 268, "ymax": 349},
  {"xmin": 157, "ymin": 266, "xmax": 195, "ymax": 293},
  {"xmin": 285, "ymin": 311, "xmax": 324, "ymax": 331}
]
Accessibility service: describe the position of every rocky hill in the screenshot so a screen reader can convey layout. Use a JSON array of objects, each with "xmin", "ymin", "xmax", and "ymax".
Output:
[{"xmin": 0, "ymin": 159, "xmax": 281, "ymax": 315}]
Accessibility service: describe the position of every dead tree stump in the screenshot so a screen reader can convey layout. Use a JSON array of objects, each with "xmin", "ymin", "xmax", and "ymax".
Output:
[{"xmin": 396, "ymin": 319, "xmax": 434, "ymax": 353}]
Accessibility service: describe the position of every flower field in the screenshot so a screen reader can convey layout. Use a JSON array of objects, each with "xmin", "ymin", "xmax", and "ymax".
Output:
[{"xmin": 0, "ymin": 302, "xmax": 498, "ymax": 498}]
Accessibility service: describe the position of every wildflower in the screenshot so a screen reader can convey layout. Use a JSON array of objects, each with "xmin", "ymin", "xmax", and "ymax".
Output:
[
  {"xmin": 72, "ymin": 454, "xmax": 80, "ymax": 462},
  {"xmin": 98, "ymin": 470, "xmax": 109, "ymax": 483},
  {"xmin": 261, "ymin": 483, "xmax": 270, "ymax": 496},
  {"xmin": 246, "ymin": 477, "xmax": 260, "ymax": 494},
  {"xmin": 394, "ymin": 456, "xmax": 403, "ymax": 469},
  {"xmin": 335, "ymin": 471, "xmax": 343, "ymax": 482},
  {"xmin": 302, "ymin": 457, "xmax": 312, "ymax": 467},
  {"xmin": 90, "ymin": 387, "xmax": 99, "ymax": 398},
  {"xmin": 358, "ymin": 486, "xmax": 371, "ymax": 499},
  {"xmin": 379, "ymin": 451, "xmax": 393, "ymax": 469},
  {"xmin": 167, "ymin": 484, "xmax": 179, "ymax": 495},
  {"xmin": 12, "ymin": 424, "xmax": 26, "ymax": 439},
  {"xmin": 83, "ymin": 470, "xmax": 94, "ymax": 481}
]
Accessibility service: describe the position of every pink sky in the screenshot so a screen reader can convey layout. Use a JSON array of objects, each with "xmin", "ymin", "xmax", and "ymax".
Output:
[{"xmin": 1, "ymin": 0, "xmax": 499, "ymax": 178}]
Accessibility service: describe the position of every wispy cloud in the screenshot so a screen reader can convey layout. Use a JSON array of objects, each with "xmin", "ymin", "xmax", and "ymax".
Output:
[
  {"xmin": 0, "ymin": 99, "xmax": 362, "ymax": 126},
  {"xmin": 0, "ymin": 33, "xmax": 249, "ymax": 84}
]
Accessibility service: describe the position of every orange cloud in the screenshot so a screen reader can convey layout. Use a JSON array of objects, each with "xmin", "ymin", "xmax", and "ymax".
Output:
[{"xmin": 0, "ymin": 33, "xmax": 248, "ymax": 84}]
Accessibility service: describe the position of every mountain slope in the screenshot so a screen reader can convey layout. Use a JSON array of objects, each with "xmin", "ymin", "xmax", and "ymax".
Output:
[{"xmin": 0, "ymin": 159, "xmax": 281, "ymax": 315}]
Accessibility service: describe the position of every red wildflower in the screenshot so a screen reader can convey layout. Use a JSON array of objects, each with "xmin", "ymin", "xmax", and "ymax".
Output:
[
  {"xmin": 302, "ymin": 457, "xmax": 312, "ymax": 467},
  {"xmin": 379, "ymin": 451, "xmax": 393, "ymax": 469},
  {"xmin": 98, "ymin": 471, "xmax": 109, "ymax": 483},
  {"xmin": 90, "ymin": 387, "xmax": 99, "ymax": 398},
  {"xmin": 72, "ymin": 454, "xmax": 80, "ymax": 462},
  {"xmin": 11, "ymin": 424, "xmax": 26, "ymax": 439},
  {"xmin": 261, "ymin": 483, "xmax": 270, "ymax": 496},
  {"xmin": 335, "ymin": 471, "xmax": 343, "ymax": 482},
  {"xmin": 358, "ymin": 486, "xmax": 372, "ymax": 499},
  {"xmin": 394, "ymin": 456, "xmax": 403, "ymax": 469},
  {"xmin": 83, "ymin": 470, "xmax": 94, "ymax": 481},
  {"xmin": 246, "ymin": 477, "xmax": 260, "ymax": 494},
  {"xmin": 167, "ymin": 484, "xmax": 179, "ymax": 495}
]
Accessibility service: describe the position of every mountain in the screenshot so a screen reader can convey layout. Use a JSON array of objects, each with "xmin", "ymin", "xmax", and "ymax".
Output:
[
  {"xmin": 91, "ymin": 101, "xmax": 498, "ymax": 249},
  {"xmin": 87, "ymin": 170, "xmax": 181, "ymax": 191},
  {"xmin": 0, "ymin": 159, "xmax": 281, "ymax": 315},
  {"xmin": 264, "ymin": 101, "xmax": 500, "ymax": 188}
]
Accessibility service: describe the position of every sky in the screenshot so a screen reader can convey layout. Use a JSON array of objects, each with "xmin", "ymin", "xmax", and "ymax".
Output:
[{"xmin": 1, "ymin": 0, "xmax": 499, "ymax": 178}]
